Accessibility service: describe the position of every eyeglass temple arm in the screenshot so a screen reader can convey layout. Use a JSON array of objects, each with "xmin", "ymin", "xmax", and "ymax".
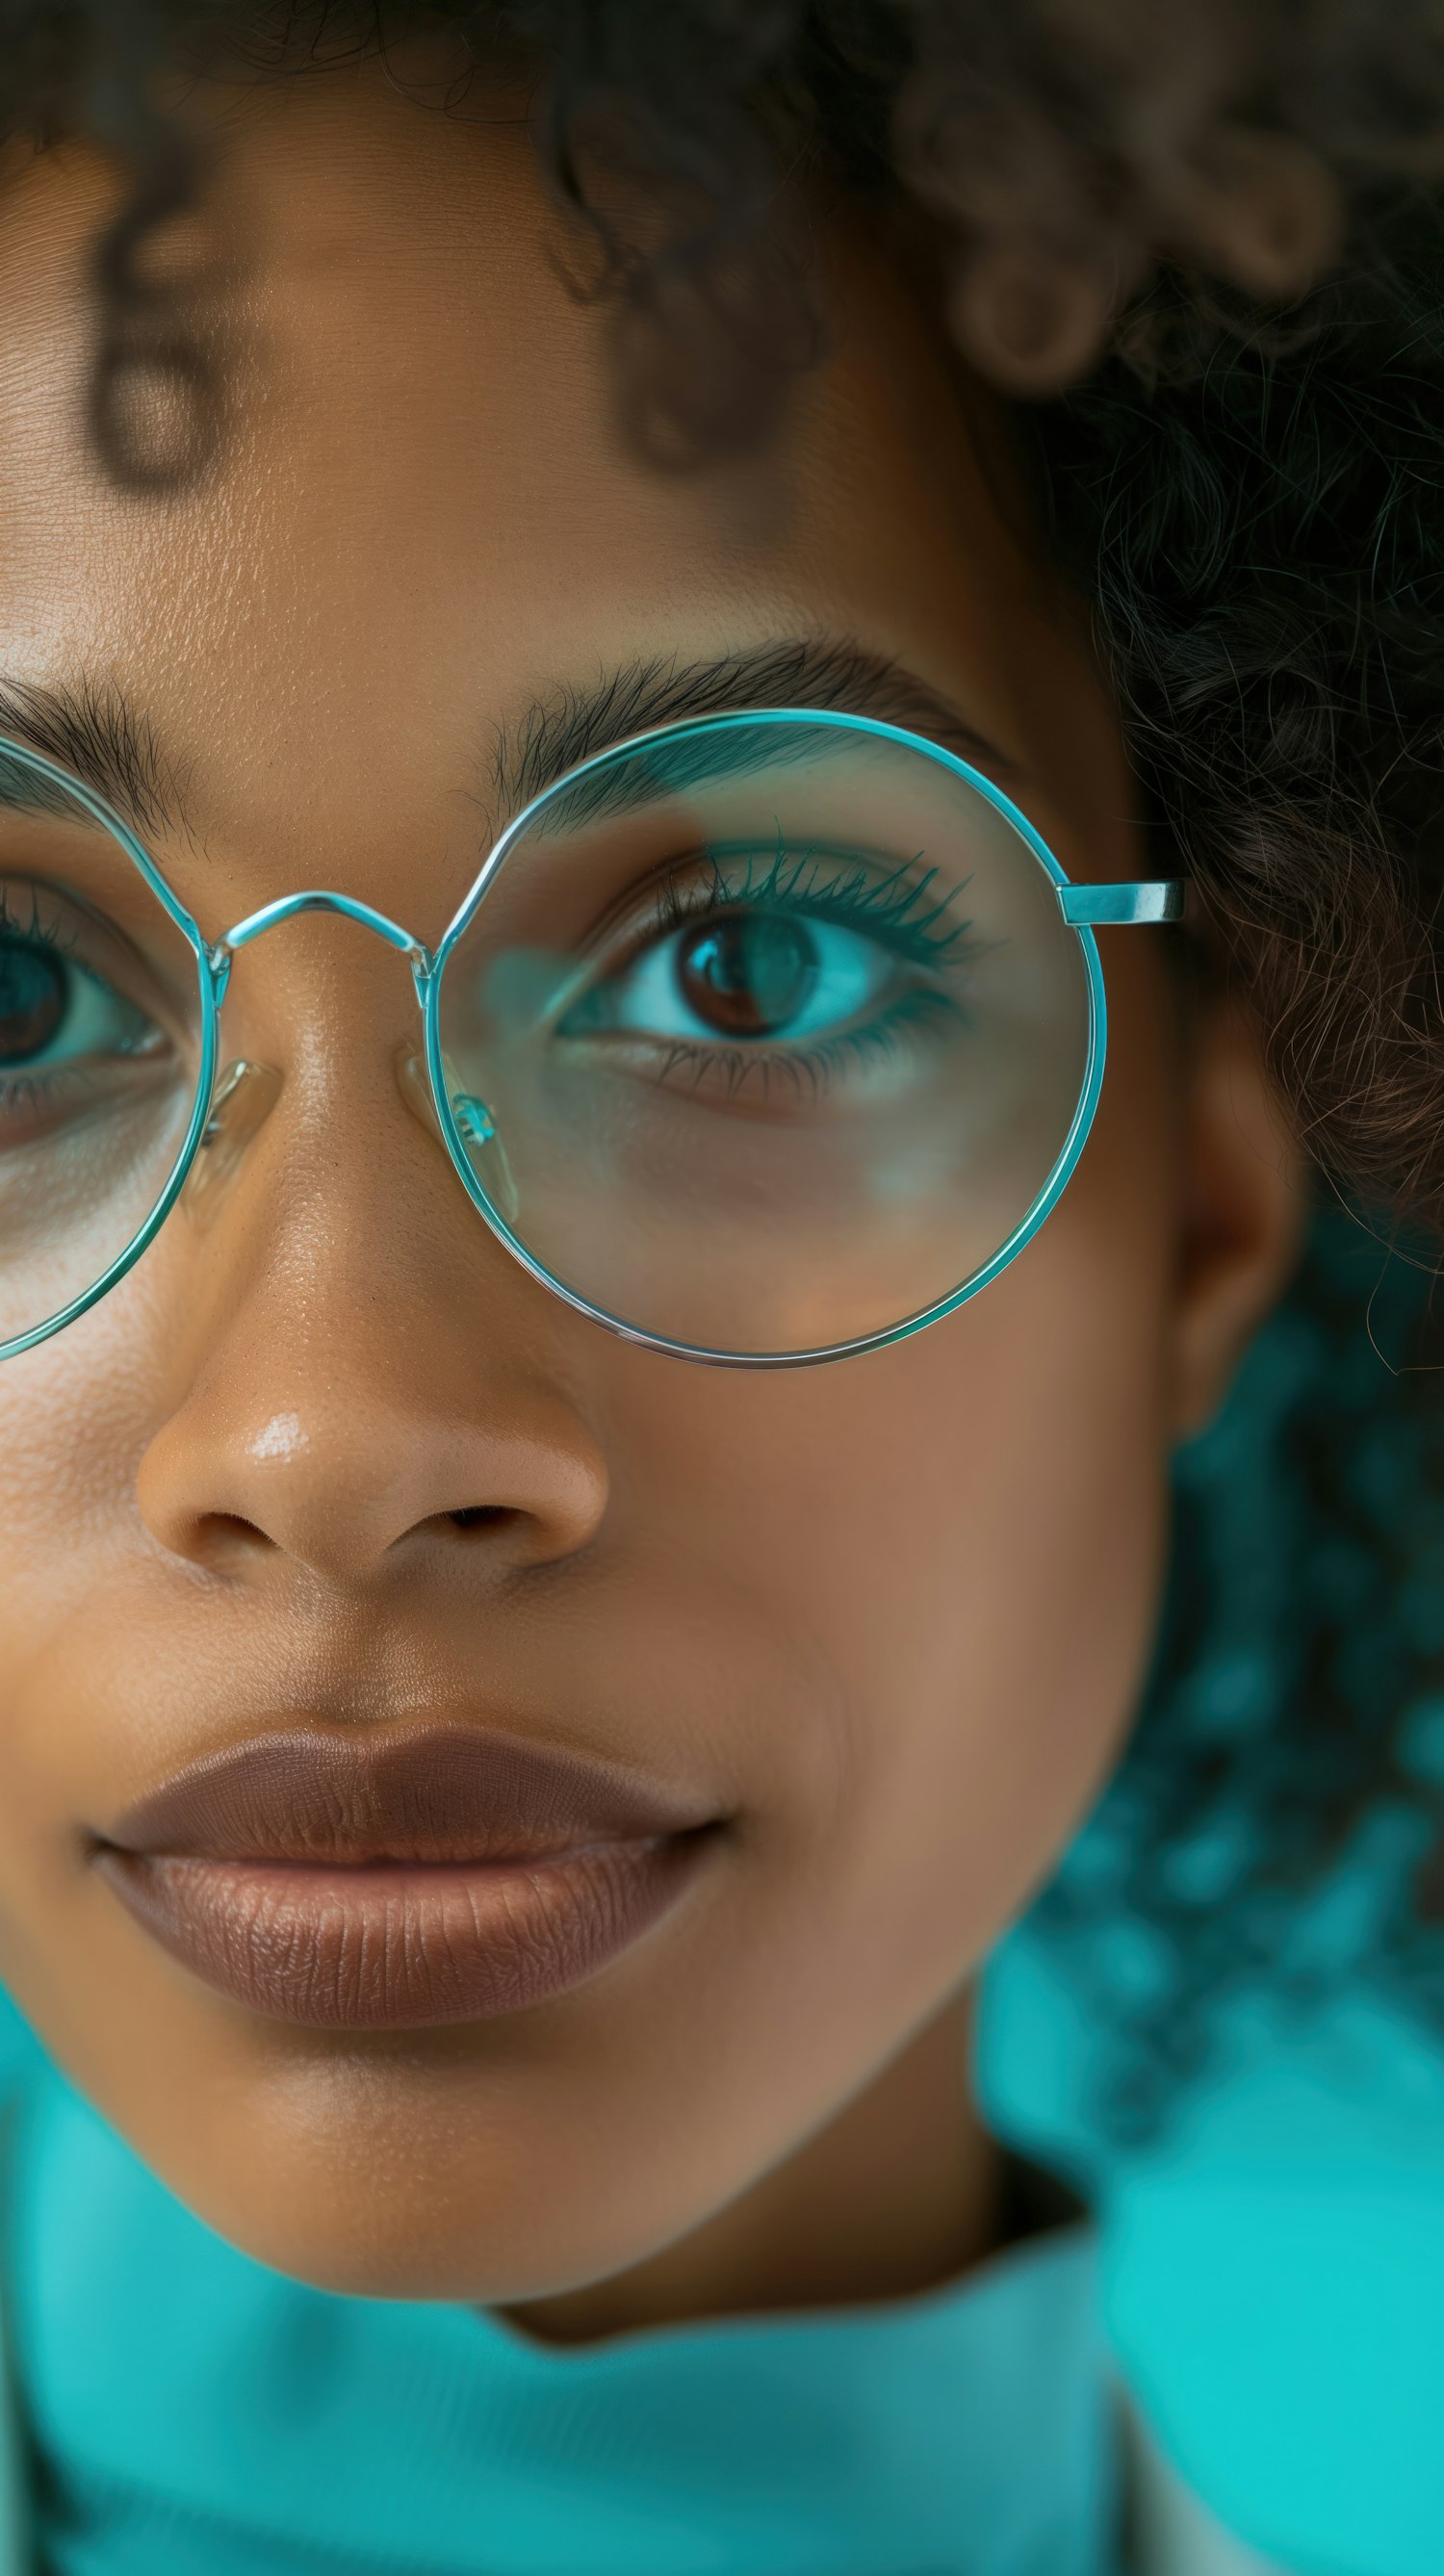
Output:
[
  {"xmin": 211, "ymin": 879, "xmax": 1182, "ymax": 966},
  {"xmin": 1057, "ymin": 881, "xmax": 1185, "ymax": 926}
]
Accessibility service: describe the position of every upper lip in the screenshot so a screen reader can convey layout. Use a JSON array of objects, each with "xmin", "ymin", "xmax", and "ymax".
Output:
[{"xmin": 96, "ymin": 1724, "xmax": 713, "ymax": 1867}]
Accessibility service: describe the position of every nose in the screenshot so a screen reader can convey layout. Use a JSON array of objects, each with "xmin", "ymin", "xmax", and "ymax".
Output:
[{"xmin": 134, "ymin": 1048, "xmax": 609, "ymax": 1590}]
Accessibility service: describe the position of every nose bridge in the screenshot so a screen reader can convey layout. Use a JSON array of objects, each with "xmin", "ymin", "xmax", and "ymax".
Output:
[{"xmin": 215, "ymin": 890, "xmax": 434, "ymax": 994}]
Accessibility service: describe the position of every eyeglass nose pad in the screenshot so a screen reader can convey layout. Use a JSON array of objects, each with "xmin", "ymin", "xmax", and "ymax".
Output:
[
  {"xmin": 395, "ymin": 1046, "xmax": 521, "ymax": 1227},
  {"xmin": 182, "ymin": 1059, "xmax": 284, "ymax": 1232},
  {"xmin": 394, "ymin": 1044, "xmax": 446, "ymax": 1147}
]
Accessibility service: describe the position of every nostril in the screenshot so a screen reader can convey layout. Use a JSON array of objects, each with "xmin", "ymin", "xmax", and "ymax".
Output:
[
  {"xmin": 174, "ymin": 1510, "xmax": 276, "ymax": 1572},
  {"xmin": 448, "ymin": 1505, "xmax": 516, "ymax": 1533}
]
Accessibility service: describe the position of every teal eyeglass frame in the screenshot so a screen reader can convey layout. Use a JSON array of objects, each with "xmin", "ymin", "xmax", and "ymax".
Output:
[{"xmin": 0, "ymin": 706, "xmax": 1183, "ymax": 1370}]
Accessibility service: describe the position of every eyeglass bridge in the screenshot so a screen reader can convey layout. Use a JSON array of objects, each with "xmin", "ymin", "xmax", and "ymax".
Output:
[{"xmin": 207, "ymin": 889, "xmax": 437, "ymax": 1005}]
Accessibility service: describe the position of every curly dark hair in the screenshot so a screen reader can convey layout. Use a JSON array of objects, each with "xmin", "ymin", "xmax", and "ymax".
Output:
[{"xmin": 6, "ymin": 0, "xmax": 1444, "ymax": 2121}]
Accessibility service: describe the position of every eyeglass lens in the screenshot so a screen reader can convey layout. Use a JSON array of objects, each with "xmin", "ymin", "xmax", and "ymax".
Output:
[
  {"xmin": 0, "ymin": 746, "xmax": 207, "ymax": 1352},
  {"xmin": 436, "ymin": 719, "xmax": 1092, "ymax": 1358}
]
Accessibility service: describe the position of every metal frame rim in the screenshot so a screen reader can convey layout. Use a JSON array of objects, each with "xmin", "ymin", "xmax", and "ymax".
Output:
[
  {"xmin": 425, "ymin": 706, "xmax": 1107, "ymax": 1368},
  {"xmin": 0, "ymin": 708, "xmax": 1115, "ymax": 1370}
]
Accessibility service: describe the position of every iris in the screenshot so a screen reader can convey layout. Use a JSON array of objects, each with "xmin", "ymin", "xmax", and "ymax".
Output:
[{"xmin": 0, "ymin": 937, "xmax": 65, "ymax": 1065}]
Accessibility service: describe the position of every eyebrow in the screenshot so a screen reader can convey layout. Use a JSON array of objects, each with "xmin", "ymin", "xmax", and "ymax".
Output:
[
  {"xmin": 491, "ymin": 639, "xmax": 1019, "ymax": 818},
  {"xmin": 0, "ymin": 677, "xmax": 182, "ymax": 837},
  {"xmin": 0, "ymin": 638, "xmax": 1013, "ymax": 848}
]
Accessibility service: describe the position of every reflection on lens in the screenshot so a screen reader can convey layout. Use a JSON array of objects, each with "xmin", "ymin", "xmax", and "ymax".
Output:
[
  {"xmin": 0, "ymin": 745, "xmax": 207, "ymax": 1353},
  {"xmin": 435, "ymin": 717, "xmax": 1093, "ymax": 1358}
]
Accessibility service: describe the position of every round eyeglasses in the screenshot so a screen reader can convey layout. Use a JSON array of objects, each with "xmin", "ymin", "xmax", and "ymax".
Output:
[{"xmin": 0, "ymin": 708, "xmax": 1181, "ymax": 1368}]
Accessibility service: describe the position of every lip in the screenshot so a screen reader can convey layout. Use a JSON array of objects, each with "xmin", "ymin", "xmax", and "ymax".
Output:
[{"xmin": 91, "ymin": 1726, "xmax": 722, "ymax": 2030}]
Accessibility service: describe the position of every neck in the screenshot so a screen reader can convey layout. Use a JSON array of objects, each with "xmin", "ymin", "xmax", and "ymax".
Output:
[{"xmin": 506, "ymin": 1986, "xmax": 1000, "ymax": 2347}]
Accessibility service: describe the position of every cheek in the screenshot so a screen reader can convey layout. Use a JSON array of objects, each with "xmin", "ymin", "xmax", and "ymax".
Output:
[
  {"xmin": 0, "ymin": 1303, "xmax": 159, "ymax": 1919},
  {"xmin": 617, "ymin": 954, "xmax": 1180, "ymax": 1998},
  {"xmin": 0, "ymin": 1254, "xmax": 176, "ymax": 1578},
  {"xmin": 663, "ymin": 1281, "xmax": 1167, "ymax": 1995},
  {"xmin": 842, "ymin": 1275, "xmax": 1168, "ymax": 1966}
]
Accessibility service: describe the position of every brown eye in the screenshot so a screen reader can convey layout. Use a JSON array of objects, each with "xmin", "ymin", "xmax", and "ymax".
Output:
[
  {"xmin": 675, "ymin": 914, "xmax": 818, "ymax": 1039},
  {"xmin": 0, "ymin": 936, "xmax": 65, "ymax": 1066}
]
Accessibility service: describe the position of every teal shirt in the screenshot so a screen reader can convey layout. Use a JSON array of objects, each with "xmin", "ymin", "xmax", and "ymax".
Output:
[{"xmin": 0, "ymin": 2047, "xmax": 1117, "ymax": 2576}]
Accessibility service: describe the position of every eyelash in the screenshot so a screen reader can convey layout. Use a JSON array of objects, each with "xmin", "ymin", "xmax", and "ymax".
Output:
[
  {"xmin": 567, "ymin": 837, "xmax": 980, "ymax": 1104},
  {"xmin": 641, "ymin": 837, "xmax": 978, "ymax": 969},
  {"xmin": 646, "ymin": 989, "xmax": 960, "ymax": 1106},
  {"xmin": 0, "ymin": 882, "xmax": 86, "ymax": 960}
]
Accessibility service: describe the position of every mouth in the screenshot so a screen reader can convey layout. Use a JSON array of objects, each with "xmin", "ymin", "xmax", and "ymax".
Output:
[{"xmin": 90, "ymin": 1725, "xmax": 724, "ymax": 2030}]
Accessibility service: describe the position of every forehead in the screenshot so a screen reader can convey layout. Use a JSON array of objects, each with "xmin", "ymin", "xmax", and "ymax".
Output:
[{"xmin": 0, "ymin": 65, "xmax": 1105, "ymax": 874}]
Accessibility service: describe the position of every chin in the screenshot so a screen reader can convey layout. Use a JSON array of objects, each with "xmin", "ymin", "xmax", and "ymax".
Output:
[
  {"xmin": 130, "ymin": 2075, "xmax": 688, "ymax": 2306},
  {"xmin": 172, "ymin": 2170, "xmax": 647, "ymax": 2306}
]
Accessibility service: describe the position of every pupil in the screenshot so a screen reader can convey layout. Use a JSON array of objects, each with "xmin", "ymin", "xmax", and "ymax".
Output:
[
  {"xmin": 677, "ymin": 913, "xmax": 816, "ymax": 1039},
  {"xmin": 0, "ymin": 937, "xmax": 65, "ymax": 1067}
]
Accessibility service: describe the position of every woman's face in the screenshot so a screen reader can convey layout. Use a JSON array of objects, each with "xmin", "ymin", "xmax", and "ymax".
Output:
[{"xmin": 0, "ymin": 65, "xmax": 1295, "ymax": 2304}]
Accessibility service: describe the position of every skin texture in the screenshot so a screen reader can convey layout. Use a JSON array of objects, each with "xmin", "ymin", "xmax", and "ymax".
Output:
[{"xmin": 0, "ymin": 62, "xmax": 1303, "ymax": 2331}]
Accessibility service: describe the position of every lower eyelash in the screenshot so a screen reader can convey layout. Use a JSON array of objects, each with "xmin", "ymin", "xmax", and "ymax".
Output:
[
  {"xmin": 645, "ymin": 988, "xmax": 964, "ymax": 1106},
  {"xmin": 0, "ymin": 1065, "xmax": 93, "ymax": 1128}
]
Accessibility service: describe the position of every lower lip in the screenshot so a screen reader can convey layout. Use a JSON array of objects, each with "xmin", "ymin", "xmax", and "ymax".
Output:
[{"xmin": 95, "ymin": 1833, "xmax": 715, "ymax": 2029}]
